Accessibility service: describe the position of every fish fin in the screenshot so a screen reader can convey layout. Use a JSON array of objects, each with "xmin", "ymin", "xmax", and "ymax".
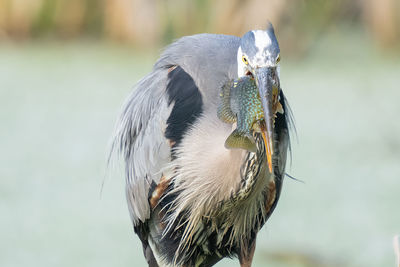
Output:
[
  {"xmin": 217, "ymin": 81, "xmax": 236, "ymax": 123},
  {"xmin": 225, "ymin": 130, "xmax": 256, "ymax": 152}
]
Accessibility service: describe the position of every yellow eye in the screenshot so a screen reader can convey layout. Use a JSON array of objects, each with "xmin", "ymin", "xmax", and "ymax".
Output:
[
  {"xmin": 276, "ymin": 54, "xmax": 281, "ymax": 63},
  {"xmin": 242, "ymin": 55, "xmax": 248, "ymax": 65}
]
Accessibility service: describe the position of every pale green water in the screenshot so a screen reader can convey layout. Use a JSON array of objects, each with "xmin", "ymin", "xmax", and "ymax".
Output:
[{"xmin": 0, "ymin": 31, "xmax": 399, "ymax": 267}]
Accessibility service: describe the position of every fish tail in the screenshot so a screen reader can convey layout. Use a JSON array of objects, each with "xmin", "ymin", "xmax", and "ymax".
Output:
[{"xmin": 225, "ymin": 130, "xmax": 256, "ymax": 152}]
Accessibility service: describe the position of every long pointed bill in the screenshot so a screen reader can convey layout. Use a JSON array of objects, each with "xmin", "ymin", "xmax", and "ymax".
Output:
[{"xmin": 255, "ymin": 67, "xmax": 276, "ymax": 173}]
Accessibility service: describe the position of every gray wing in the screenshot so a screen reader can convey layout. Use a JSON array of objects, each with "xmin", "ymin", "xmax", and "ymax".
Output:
[
  {"xmin": 111, "ymin": 33, "xmax": 241, "ymax": 226},
  {"xmin": 111, "ymin": 68, "xmax": 172, "ymax": 225}
]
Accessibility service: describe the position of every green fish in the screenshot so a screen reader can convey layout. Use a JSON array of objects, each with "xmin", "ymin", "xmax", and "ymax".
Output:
[{"xmin": 218, "ymin": 76, "xmax": 264, "ymax": 152}]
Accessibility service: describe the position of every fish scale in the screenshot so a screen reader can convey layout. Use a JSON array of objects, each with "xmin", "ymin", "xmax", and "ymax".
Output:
[{"xmin": 218, "ymin": 76, "xmax": 264, "ymax": 152}]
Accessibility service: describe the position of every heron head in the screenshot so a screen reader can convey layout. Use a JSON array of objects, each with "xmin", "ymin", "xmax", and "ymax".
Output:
[{"xmin": 237, "ymin": 23, "xmax": 281, "ymax": 172}]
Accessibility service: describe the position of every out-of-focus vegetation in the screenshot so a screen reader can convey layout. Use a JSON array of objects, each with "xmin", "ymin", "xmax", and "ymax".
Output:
[
  {"xmin": 0, "ymin": 31, "xmax": 399, "ymax": 267},
  {"xmin": 1, "ymin": 1, "xmax": 399, "ymax": 267},
  {"xmin": 0, "ymin": 0, "xmax": 400, "ymax": 52}
]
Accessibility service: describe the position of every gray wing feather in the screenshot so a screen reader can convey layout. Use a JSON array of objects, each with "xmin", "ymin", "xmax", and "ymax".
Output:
[{"xmin": 111, "ymin": 68, "xmax": 172, "ymax": 225}]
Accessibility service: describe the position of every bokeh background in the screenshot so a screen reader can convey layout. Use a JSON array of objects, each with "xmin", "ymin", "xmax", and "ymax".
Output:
[{"xmin": 1, "ymin": 1, "xmax": 399, "ymax": 267}]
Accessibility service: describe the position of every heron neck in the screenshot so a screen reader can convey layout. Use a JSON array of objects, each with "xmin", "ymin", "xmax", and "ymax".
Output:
[{"xmin": 226, "ymin": 135, "xmax": 268, "ymax": 205}]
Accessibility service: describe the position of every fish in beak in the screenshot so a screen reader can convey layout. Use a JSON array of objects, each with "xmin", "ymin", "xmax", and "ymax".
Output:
[
  {"xmin": 254, "ymin": 67, "xmax": 280, "ymax": 173},
  {"xmin": 217, "ymin": 67, "xmax": 282, "ymax": 174}
]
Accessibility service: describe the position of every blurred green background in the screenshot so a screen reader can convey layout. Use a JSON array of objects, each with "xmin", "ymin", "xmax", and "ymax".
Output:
[{"xmin": 1, "ymin": 1, "xmax": 399, "ymax": 267}]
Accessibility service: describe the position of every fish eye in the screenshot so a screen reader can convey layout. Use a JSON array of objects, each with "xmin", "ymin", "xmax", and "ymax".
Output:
[
  {"xmin": 276, "ymin": 54, "xmax": 281, "ymax": 63},
  {"xmin": 242, "ymin": 55, "xmax": 248, "ymax": 65}
]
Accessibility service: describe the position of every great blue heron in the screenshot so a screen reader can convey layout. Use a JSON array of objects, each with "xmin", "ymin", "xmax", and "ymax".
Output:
[{"xmin": 111, "ymin": 23, "xmax": 293, "ymax": 267}]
